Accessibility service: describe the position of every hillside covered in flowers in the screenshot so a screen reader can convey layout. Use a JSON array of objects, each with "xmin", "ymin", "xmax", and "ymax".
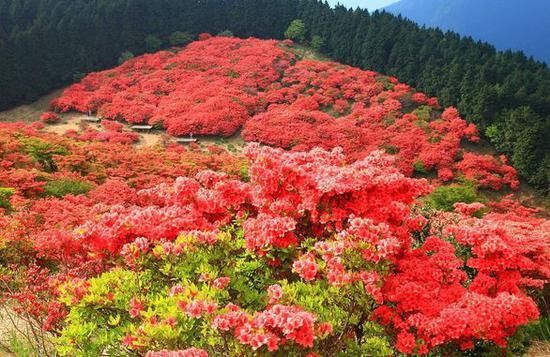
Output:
[{"xmin": 0, "ymin": 36, "xmax": 548, "ymax": 356}]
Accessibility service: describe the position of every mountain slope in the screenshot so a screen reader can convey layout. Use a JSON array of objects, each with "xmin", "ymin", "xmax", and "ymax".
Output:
[
  {"xmin": 1, "ymin": 37, "xmax": 548, "ymax": 355},
  {"xmin": 385, "ymin": 0, "xmax": 550, "ymax": 64}
]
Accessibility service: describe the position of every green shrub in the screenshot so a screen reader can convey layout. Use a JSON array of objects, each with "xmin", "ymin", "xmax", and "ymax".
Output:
[
  {"xmin": 413, "ymin": 105, "xmax": 433, "ymax": 122},
  {"xmin": 425, "ymin": 182, "xmax": 480, "ymax": 211},
  {"xmin": 20, "ymin": 137, "xmax": 68, "ymax": 172},
  {"xmin": 239, "ymin": 164, "xmax": 250, "ymax": 182},
  {"xmin": 56, "ymin": 229, "xmax": 393, "ymax": 356},
  {"xmin": 43, "ymin": 180, "xmax": 93, "ymax": 198},
  {"xmin": 413, "ymin": 160, "xmax": 428, "ymax": 174},
  {"xmin": 118, "ymin": 51, "xmax": 134, "ymax": 65},
  {"xmin": 310, "ymin": 35, "xmax": 325, "ymax": 51},
  {"xmin": 144, "ymin": 34, "xmax": 162, "ymax": 53},
  {"xmin": 217, "ymin": 30, "xmax": 234, "ymax": 37},
  {"xmin": 168, "ymin": 31, "xmax": 193, "ymax": 46},
  {"xmin": 284, "ymin": 19, "xmax": 306, "ymax": 43},
  {"xmin": 0, "ymin": 188, "xmax": 15, "ymax": 211}
]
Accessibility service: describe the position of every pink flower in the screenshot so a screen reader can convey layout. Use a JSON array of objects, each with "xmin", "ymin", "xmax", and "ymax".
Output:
[
  {"xmin": 267, "ymin": 284, "xmax": 283, "ymax": 304},
  {"xmin": 204, "ymin": 301, "xmax": 218, "ymax": 314},
  {"xmin": 170, "ymin": 284, "xmax": 185, "ymax": 296},
  {"xmin": 122, "ymin": 334, "xmax": 138, "ymax": 348},
  {"xmin": 316, "ymin": 322, "xmax": 333, "ymax": 336},
  {"xmin": 129, "ymin": 297, "xmax": 144, "ymax": 318},
  {"xmin": 185, "ymin": 301, "xmax": 204, "ymax": 318},
  {"xmin": 212, "ymin": 277, "xmax": 230, "ymax": 289},
  {"xmin": 292, "ymin": 254, "xmax": 318, "ymax": 281}
]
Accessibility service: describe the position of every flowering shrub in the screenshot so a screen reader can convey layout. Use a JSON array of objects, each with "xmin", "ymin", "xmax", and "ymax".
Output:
[
  {"xmin": 40, "ymin": 111, "xmax": 61, "ymax": 124},
  {"xmin": 1, "ymin": 37, "xmax": 547, "ymax": 356},
  {"xmin": 374, "ymin": 206, "xmax": 549, "ymax": 354}
]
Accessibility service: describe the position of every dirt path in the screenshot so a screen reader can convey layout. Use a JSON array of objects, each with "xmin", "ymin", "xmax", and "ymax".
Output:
[{"xmin": 0, "ymin": 89, "xmax": 63, "ymax": 123}]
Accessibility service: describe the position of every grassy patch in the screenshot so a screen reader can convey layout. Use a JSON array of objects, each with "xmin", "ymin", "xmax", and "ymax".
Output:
[
  {"xmin": 425, "ymin": 181, "xmax": 481, "ymax": 211},
  {"xmin": 43, "ymin": 179, "xmax": 93, "ymax": 198}
]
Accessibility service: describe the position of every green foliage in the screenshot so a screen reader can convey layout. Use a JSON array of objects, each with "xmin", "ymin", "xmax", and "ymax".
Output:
[
  {"xmin": 118, "ymin": 51, "xmax": 134, "ymax": 65},
  {"xmin": 310, "ymin": 35, "xmax": 324, "ymax": 51},
  {"xmin": 19, "ymin": 137, "xmax": 68, "ymax": 172},
  {"xmin": 413, "ymin": 105, "xmax": 433, "ymax": 121},
  {"xmin": 56, "ymin": 230, "xmax": 267, "ymax": 355},
  {"xmin": 43, "ymin": 179, "xmax": 93, "ymax": 198},
  {"xmin": 339, "ymin": 322, "xmax": 393, "ymax": 357},
  {"xmin": 239, "ymin": 164, "xmax": 250, "ymax": 182},
  {"xmin": 285, "ymin": 19, "xmax": 306, "ymax": 43},
  {"xmin": 0, "ymin": 187, "xmax": 15, "ymax": 212},
  {"xmin": 227, "ymin": 69, "xmax": 240, "ymax": 78},
  {"xmin": 56, "ymin": 226, "xmax": 394, "ymax": 356},
  {"xmin": 145, "ymin": 35, "xmax": 162, "ymax": 53},
  {"xmin": 413, "ymin": 160, "xmax": 428, "ymax": 174},
  {"xmin": 2, "ymin": 331, "xmax": 38, "ymax": 357},
  {"xmin": 217, "ymin": 30, "xmax": 234, "ymax": 37},
  {"xmin": 425, "ymin": 182, "xmax": 480, "ymax": 211},
  {"xmin": 485, "ymin": 107, "xmax": 550, "ymax": 194},
  {"xmin": 168, "ymin": 31, "xmax": 194, "ymax": 46},
  {"xmin": 485, "ymin": 125, "xmax": 500, "ymax": 144},
  {"xmin": 502, "ymin": 318, "xmax": 550, "ymax": 356},
  {"xmin": 56, "ymin": 269, "xmax": 142, "ymax": 356}
]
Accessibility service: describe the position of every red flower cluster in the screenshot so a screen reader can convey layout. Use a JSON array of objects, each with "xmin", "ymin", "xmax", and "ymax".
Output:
[
  {"xmin": 53, "ymin": 37, "xmax": 292, "ymax": 137},
  {"xmin": 40, "ymin": 111, "xmax": 61, "ymax": 124},
  {"xmin": 455, "ymin": 153, "xmax": 519, "ymax": 190},
  {"xmin": 373, "ymin": 205, "xmax": 549, "ymax": 353},
  {"xmin": 212, "ymin": 304, "xmax": 321, "ymax": 351}
]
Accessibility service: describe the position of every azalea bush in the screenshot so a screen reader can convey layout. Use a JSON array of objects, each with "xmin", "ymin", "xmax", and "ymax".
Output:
[
  {"xmin": 56, "ymin": 231, "xmax": 393, "ymax": 356},
  {"xmin": 40, "ymin": 111, "xmax": 62, "ymax": 124}
]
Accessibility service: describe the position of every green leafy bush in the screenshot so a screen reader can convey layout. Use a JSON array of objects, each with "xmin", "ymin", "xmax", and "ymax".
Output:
[
  {"xmin": 0, "ymin": 187, "xmax": 15, "ymax": 211},
  {"xmin": 217, "ymin": 30, "xmax": 234, "ymax": 37},
  {"xmin": 19, "ymin": 137, "xmax": 68, "ymax": 172},
  {"xmin": 425, "ymin": 182, "xmax": 480, "ymax": 211},
  {"xmin": 145, "ymin": 35, "xmax": 162, "ymax": 53},
  {"xmin": 413, "ymin": 160, "xmax": 428, "ymax": 174},
  {"xmin": 43, "ymin": 179, "xmax": 93, "ymax": 198},
  {"xmin": 56, "ymin": 228, "xmax": 393, "ymax": 356},
  {"xmin": 168, "ymin": 31, "xmax": 193, "ymax": 47},
  {"xmin": 285, "ymin": 19, "xmax": 306, "ymax": 43},
  {"xmin": 118, "ymin": 51, "xmax": 134, "ymax": 65},
  {"xmin": 310, "ymin": 35, "xmax": 325, "ymax": 51}
]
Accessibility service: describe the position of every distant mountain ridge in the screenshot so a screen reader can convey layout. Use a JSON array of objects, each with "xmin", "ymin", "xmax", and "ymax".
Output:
[{"xmin": 384, "ymin": 0, "xmax": 550, "ymax": 64}]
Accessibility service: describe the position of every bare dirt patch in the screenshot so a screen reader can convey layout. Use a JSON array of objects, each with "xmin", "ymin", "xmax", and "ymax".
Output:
[{"xmin": 0, "ymin": 89, "xmax": 63, "ymax": 123}]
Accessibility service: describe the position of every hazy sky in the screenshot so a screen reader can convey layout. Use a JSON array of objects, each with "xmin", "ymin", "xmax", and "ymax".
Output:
[{"xmin": 327, "ymin": 0, "xmax": 401, "ymax": 11}]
